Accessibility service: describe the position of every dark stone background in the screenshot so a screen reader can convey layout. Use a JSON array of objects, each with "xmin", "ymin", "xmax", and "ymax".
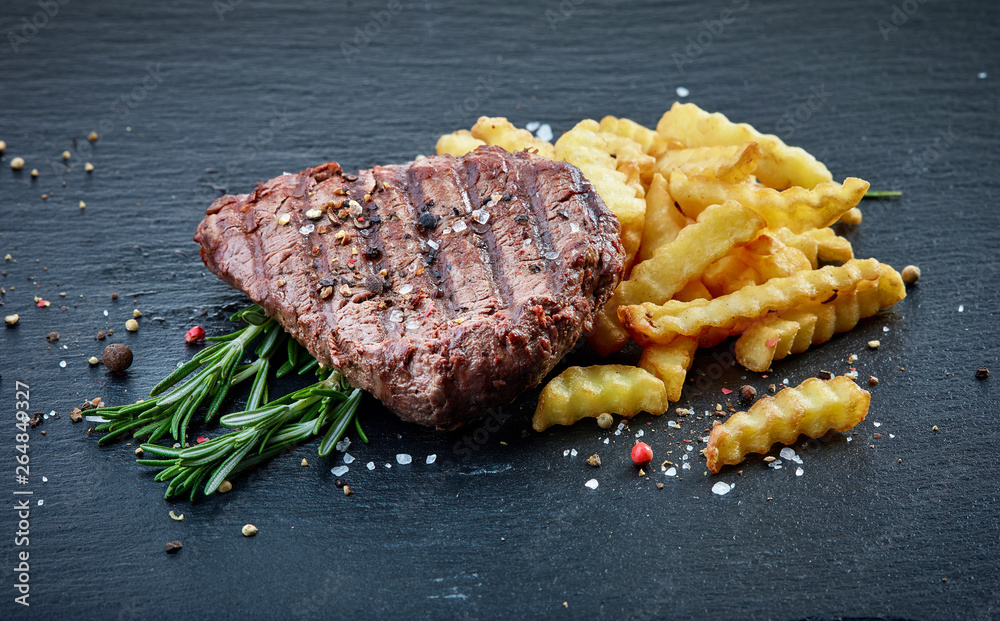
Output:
[{"xmin": 0, "ymin": 0, "xmax": 997, "ymax": 618}]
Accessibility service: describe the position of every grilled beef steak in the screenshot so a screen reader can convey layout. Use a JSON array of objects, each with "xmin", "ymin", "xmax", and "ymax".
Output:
[{"xmin": 195, "ymin": 146, "xmax": 624, "ymax": 429}]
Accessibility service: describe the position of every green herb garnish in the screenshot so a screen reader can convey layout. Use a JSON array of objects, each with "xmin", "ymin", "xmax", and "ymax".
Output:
[{"xmin": 863, "ymin": 190, "xmax": 902, "ymax": 198}]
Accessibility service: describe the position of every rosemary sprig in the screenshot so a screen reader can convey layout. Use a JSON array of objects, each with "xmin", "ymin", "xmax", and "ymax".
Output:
[
  {"xmin": 137, "ymin": 372, "xmax": 363, "ymax": 500},
  {"xmin": 92, "ymin": 305, "xmax": 369, "ymax": 499},
  {"xmin": 864, "ymin": 190, "xmax": 902, "ymax": 198}
]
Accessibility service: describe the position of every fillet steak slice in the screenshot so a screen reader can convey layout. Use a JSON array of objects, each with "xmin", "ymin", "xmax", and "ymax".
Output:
[{"xmin": 195, "ymin": 146, "xmax": 624, "ymax": 429}]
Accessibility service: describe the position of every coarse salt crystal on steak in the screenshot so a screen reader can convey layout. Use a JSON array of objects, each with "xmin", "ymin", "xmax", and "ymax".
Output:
[{"xmin": 194, "ymin": 146, "xmax": 624, "ymax": 429}]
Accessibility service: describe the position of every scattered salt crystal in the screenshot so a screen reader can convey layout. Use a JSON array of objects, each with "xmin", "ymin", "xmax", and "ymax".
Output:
[
  {"xmin": 796, "ymin": 467, "xmax": 804, "ymax": 477},
  {"xmin": 536, "ymin": 124, "xmax": 553, "ymax": 143},
  {"xmin": 603, "ymin": 438, "xmax": 609, "ymax": 444},
  {"xmin": 686, "ymin": 445, "xmax": 693, "ymax": 452},
  {"xmin": 779, "ymin": 447, "xmax": 796, "ymax": 461},
  {"xmin": 37, "ymin": 499, "xmax": 44, "ymax": 506},
  {"xmin": 526, "ymin": 121, "xmax": 541, "ymax": 132},
  {"xmin": 103, "ymin": 310, "xmax": 108, "ymax": 316},
  {"xmin": 570, "ymin": 448, "xmax": 578, "ymax": 457},
  {"xmin": 635, "ymin": 430, "xmax": 644, "ymax": 438},
  {"xmin": 889, "ymin": 434, "xmax": 895, "ymax": 439},
  {"xmin": 427, "ymin": 239, "xmax": 439, "ymax": 250},
  {"xmin": 42, "ymin": 476, "xmax": 48, "ymax": 482},
  {"xmin": 570, "ymin": 222, "xmax": 580, "ymax": 233},
  {"xmin": 667, "ymin": 420, "xmax": 679, "ymax": 428},
  {"xmin": 388, "ymin": 310, "xmax": 404, "ymax": 323},
  {"xmin": 883, "ymin": 326, "xmax": 890, "ymax": 332},
  {"xmin": 614, "ymin": 430, "xmax": 621, "ymax": 436},
  {"xmin": 471, "ymin": 209, "xmax": 490, "ymax": 225},
  {"xmin": 958, "ymin": 305, "xmax": 964, "ymax": 312},
  {"xmin": 783, "ymin": 378, "xmax": 790, "ymax": 385},
  {"xmin": 665, "ymin": 467, "xmax": 677, "ymax": 477},
  {"xmin": 399, "ymin": 284, "xmax": 414, "ymax": 295},
  {"xmin": 617, "ymin": 422, "xmax": 625, "ymax": 430},
  {"xmin": 299, "ymin": 224, "xmax": 315, "ymax": 235},
  {"xmin": 711, "ymin": 481, "xmax": 731, "ymax": 495},
  {"xmin": 396, "ymin": 453, "xmax": 412, "ymax": 465},
  {"xmin": 366, "ymin": 461, "xmax": 375, "ymax": 470},
  {"xmin": 768, "ymin": 459, "xmax": 782, "ymax": 469},
  {"xmin": 544, "ymin": 251, "xmax": 559, "ymax": 261},
  {"xmin": 847, "ymin": 436, "xmax": 853, "ymax": 443},
  {"xmin": 426, "ymin": 454, "xmax": 437, "ymax": 464},
  {"xmin": 335, "ymin": 438, "xmax": 351, "ymax": 452},
  {"xmin": 676, "ymin": 86, "xmax": 690, "ymax": 98},
  {"xmin": 584, "ymin": 478, "xmax": 599, "ymax": 490},
  {"xmin": 873, "ymin": 421, "xmax": 881, "ymax": 427},
  {"xmin": 772, "ymin": 464, "xmax": 783, "ymax": 470},
  {"xmin": 681, "ymin": 454, "xmax": 689, "ymax": 461},
  {"xmin": 682, "ymin": 462, "xmax": 691, "ymax": 470},
  {"xmin": 792, "ymin": 455, "xmax": 803, "ymax": 464},
  {"xmin": 452, "ymin": 220, "xmax": 467, "ymax": 232},
  {"xmin": 702, "ymin": 436, "xmax": 710, "ymax": 443},
  {"xmin": 330, "ymin": 465, "xmax": 349, "ymax": 477},
  {"xmin": 978, "ymin": 72, "xmax": 987, "ymax": 79},
  {"xmin": 522, "ymin": 238, "xmax": 533, "ymax": 249},
  {"xmin": 405, "ymin": 321, "xmax": 420, "ymax": 330},
  {"xmin": 442, "ymin": 227, "xmax": 452, "ymax": 234},
  {"xmin": 385, "ymin": 463, "xmax": 392, "ymax": 469},
  {"xmin": 563, "ymin": 450, "xmax": 570, "ymax": 457},
  {"xmin": 343, "ymin": 453, "xmax": 355, "ymax": 464}
]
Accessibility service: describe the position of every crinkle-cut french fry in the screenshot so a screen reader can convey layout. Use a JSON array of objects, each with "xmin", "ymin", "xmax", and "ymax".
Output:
[
  {"xmin": 618, "ymin": 258, "xmax": 882, "ymax": 345},
  {"xmin": 734, "ymin": 265, "xmax": 906, "ymax": 371},
  {"xmin": 703, "ymin": 376, "xmax": 870, "ymax": 472},
  {"xmin": 638, "ymin": 336, "xmax": 698, "ymax": 402},
  {"xmin": 598, "ymin": 116, "xmax": 672, "ymax": 158},
  {"xmin": 668, "ymin": 171, "xmax": 870, "ymax": 233},
  {"xmin": 655, "ymin": 102, "xmax": 833, "ymax": 190},
  {"xmin": 599, "ymin": 131, "xmax": 657, "ymax": 181},
  {"xmin": 555, "ymin": 119, "xmax": 646, "ymax": 273},
  {"xmin": 470, "ymin": 116, "xmax": 555, "ymax": 159},
  {"xmin": 653, "ymin": 142, "xmax": 763, "ymax": 184},
  {"xmin": 532, "ymin": 365, "xmax": 668, "ymax": 432},
  {"xmin": 701, "ymin": 234, "xmax": 813, "ymax": 297},
  {"xmin": 838, "ymin": 206, "xmax": 863, "ymax": 225},
  {"xmin": 435, "ymin": 129, "xmax": 486, "ymax": 157},
  {"xmin": 773, "ymin": 227, "xmax": 854, "ymax": 268},
  {"xmin": 589, "ymin": 200, "xmax": 764, "ymax": 355},
  {"xmin": 637, "ymin": 173, "xmax": 688, "ymax": 263},
  {"xmin": 672, "ymin": 278, "xmax": 712, "ymax": 302},
  {"xmin": 619, "ymin": 159, "xmax": 646, "ymax": 199}
]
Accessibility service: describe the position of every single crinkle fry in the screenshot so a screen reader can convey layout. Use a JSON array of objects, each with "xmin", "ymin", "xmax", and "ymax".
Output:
[
  {"xmin": 734, "ymin": 265, "xmax": 905, "ymax": 372},
  {"xmin": 671, "ymin": 278, "xmax": 712, "ymax": 302},
  {"xmin": 555, "ymin": 119, "xmax": 647, "ymax": 273},
  {"xmin": 435, "ymin": 129, "xmax": 486, "ymax": 157},
  {"xmin": 703, "ymin": 376, "xmax": 870, "ymax": 473},
  {"xmin": 532, "ymin": 365, "xmax": 668, "ymax": 432},
  {"xmin": 656, "ymin": 102, "xmax": 833, "ymax": 190},
  {"xmin": 637, "ymin": 173, "xmax": 689, "ymax": 264},
  {"xmin": 598, "ymin": 131, "xmax": 657, "ymax": 184},
  {"xmin": 588, "ymin": 200, "xmax": 764, "ymax": 355},
  {"xmin": 773, "ymin": 227, "xmax": 853, "ymax": 268},
  {"xmin": 653, "ymin": 142, "xmax": 763, "ymax": 184},
  {"xmin": 638, "ymin": 336, "xmax": 698, "ymax": 402},
  {"xmin": 470, "ymin": 116, "xmax": 556, "ymax": 159},
  {"xmin": 668, "ymin": 170, "xmax": 869, "ymax": 233},
  {"xmin": 598, "ymin": 116, "xmax": 673, "ymax": 158},
  {"xmin": 617, "ymin": 258, "xmax": 882, "ymax": 344}
]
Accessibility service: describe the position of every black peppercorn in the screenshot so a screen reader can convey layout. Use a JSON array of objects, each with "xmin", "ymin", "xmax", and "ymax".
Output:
[{"xmin": 102, "ymin": 343, "xmax": 133, "ymax": 372}]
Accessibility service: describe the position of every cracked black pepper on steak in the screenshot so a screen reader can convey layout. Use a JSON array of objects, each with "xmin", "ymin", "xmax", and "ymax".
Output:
[{"xmin": 194, "ymin": 146, "xmax": 624, "ymax": 429}]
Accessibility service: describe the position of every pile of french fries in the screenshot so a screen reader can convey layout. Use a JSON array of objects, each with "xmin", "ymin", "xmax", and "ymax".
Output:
[{"xmin": 437, "ymin": 104, "xmax": 905, "ymax": 470}]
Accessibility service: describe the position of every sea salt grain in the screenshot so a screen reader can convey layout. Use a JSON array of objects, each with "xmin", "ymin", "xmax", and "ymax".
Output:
[
  {"xmin": 405, "ymin": 321, "xmax": 421, "ymax": 330},
  {"xmin": 426, "ymin": 454, "xmax": 437, "ymax": 464},
  {"xmin": 526, "ymin": 121, "xmax": 541, "ymax": 132},
  {"xmin": 667, "ymin": 420, "xmax": 679, "ymax": 428},
  {"xmin": 522, "ymin": 239, "xmax": 533, "ymax": 249},
  {"xmin": 570, "ymin": 222, "xmax": 580, "ymax": 233},
  {"xmin": 37, "ymin": 499, "xmax": 44, "ymax": 506},
  {"xmin": 883, "ymin": 326, "xmax": 890, "ymax": 332},
  {"xmin": 635, "ymin": 430, "xmax": 644, "ymax": 438},
  {"xmin": 796, "ymin": 467, "xmax": 804, "ymax": 477},
  {"xmin": 978, "ymin": 72, "xmax": 987, "ymax": 79},
  {"xmin": 536, "ymin": 124, "xmax": 553, "ymax": 143},
  {"xmin": 399, "ymin": 284, "xmax": 414, "ymax": 295},
  {"xmin": 330, "ymin": 465, "xmax": 349, "ymax": 477},
  {"xmin": 452, "ymin": 220, "xmax": 467, "ymax": 232},
  {"xmin": 873, "ymin": 421, "xmax": 882, "ymax": 427},
  {"xmin": 603, "ymin": 438, "xmax": 609, "ymax": 445},
  {"xmin": 711, "ymin": 481, "xmax": 731, "ymax": 495},
  {"xmin": 544, "ymin": 251, "xmax": 559, "ymax": 261},
  {"xmin": 343, "ymin": 453, "xmax": 355, "ymax": 464},
  {"xmin": 682, "ymin": 462, "xmax": 691, "ymax": 470},
  {"xmin": 584, "ymin": 478, "xmax": 599, "ymax": 490},
  {"xmin": 389, "ymin": 310, "xmax": 404, "ymax": 323},
  {"xmin": 396, "ymin": 453, "xmax": 412, "ymax": 465},
  {"xmin": 59, "ymin": 360, "xmax": 66, "ymax": 368},
  {"xmin": 779, "ymin": 447, "xmax": 796, "ymax": 461},
  {"xmin": 563, "ymin": 450, "xmax": 570, "ymax": 457},
  {"xmin": 366, "ymin": 461, "xmax": 375, "ymax": 470},
  {"xmin": 958, "ymin": 305, "xmax": 964, "ymax": 312},
  {"xmin": 570, "ymin": 448, "xmax": 578, "ymax": 457},
  {"xmin": 665, "ymin": 467, "xmax": 677, "ymax": 477},
  {"xmin": 676, "ymin": 86, "xmax": 690, "ymax": 97},
  {"xmin": 471, "ymin": 209, "xmax": 490, "ymax": 225},
  {"xmin": 299, "ymin": 224, "xmax": 315, "ymax": 235},
  {"xmin": 335, "ymin": 438, "xmax": 351, "ymax": 452},
  {"xmin": 427, "ymin": 239, "xmax": 439, "ymax": 250}
]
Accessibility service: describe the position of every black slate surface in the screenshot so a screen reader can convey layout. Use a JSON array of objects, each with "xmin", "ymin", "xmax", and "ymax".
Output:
[{"xmin": 1, "ymin": 1, "xmax": 998, "ymax": 619}]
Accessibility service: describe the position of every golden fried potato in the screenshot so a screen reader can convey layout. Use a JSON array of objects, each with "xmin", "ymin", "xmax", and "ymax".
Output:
[
  {"xmin": 638, "ymin": 336, "xmax": 698, "ymax": 402},
  {"xmin": 532, "ymin": 365, "xmax": 668, "ymax": 432},
  {"xmin": 555, "ymin": 119, "xmax": 647, "ymax": 273},
  {"xmin": 668, "ymin": 171, "xmax": 869, "ymax": 233},
  {"xmin": 637, "ymin": 173, "xmax": 688, "ymax": 263},
  {"xmin": 773, "ymin": 227, "xmax": 854, "ymax": 268},
  {"xmin": 589, "ymin": 200, "xmax": 764, "ymax": 355},
  {"xmin": 653, "ymin": 142, "xmax": 762, "ymax": 184},
  {"xmin": 838, "ymin": 206, "xmax": 863, "ymax": 225},
  {"xmin": 734, "ymin": 264, "xmax": 906, "ymax": 371},
  {"xmin": 701, "ymin": 234, "xmax": 812, "ymax": 297},
  {"xmin": 703, "ymin": 376, "xmax": 870, "ymax": 472},
  {"xmin": 656, "ymin": 102, "xmax": 833, "ymax": 190},
  {"xmin": 618, "ymin": 258, "xmax": 882, "ymax": 344},
  {"xmin": 598, "ymin": 116, "xmax": 672, "ymax": 158},
  {"xmin": 435, "ymin": 129, "xmax": 486, "ymax": 157},
  {"xmin": 470, "ymin": 116, "xmax": 555, "ymax": 159},
  {"xmin": 671, "ymin": 278, "xmax": 712, "ymax": 302},
  {"xmin": 599, "ymin": 131, "xmax": 657, "ymax": 182}
]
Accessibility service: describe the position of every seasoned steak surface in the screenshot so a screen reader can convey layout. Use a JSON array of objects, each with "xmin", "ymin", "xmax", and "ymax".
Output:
[{"xmin": 195, "ymin": 146, "xmax": 624, "ymax": 429}]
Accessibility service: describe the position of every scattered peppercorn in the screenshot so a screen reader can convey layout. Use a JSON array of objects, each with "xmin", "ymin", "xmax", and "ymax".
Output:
[
  {"xmin": 768, "ymin": 384, "xmax": 776, "ymax": 393},
  {"xmin": 975, "ymin": 367, "xmax": 989, "ymax": 380},
  {"xmin": 62, "ymin": 150, "xmax": 71, "ymax": 160},
  {"xmin": 873, "ymin": 432, "xmax": 883, "ymax": 439},
  {"xmin": 95, "ymin": 330, "xmax": 107, "ymax": 340},
  {"xmin": 867, "ymin": 340, "xmax": 880, "ymax": 349},
  {"xmin": 45, "ymin": 331, "xmax": 60, "ymax": 342},
  {"xmin": 817, "ymin": 370, "xmax": 834, "ymax": 380},
  {"xmin": 334, "ymin": 478, "xmax": 345, "ymax": 488},
  {"xmin": 70, "ymin": 408, "xmax": 83, "ymax": 423},
  {"xmin": 738, "ymin": 385, "xmax": 757, "ymax": 403},
  {"xmin": 88, "ymin": 132, "xmax": 99, "ymax": 142},
  {"xmin": 30, "ymin": 168, "xmax": 38, "ymax": 178},
  {"xmin": 125, "ymin": 318, "xmax": 139, "ymax": 332},
  {"xmin": 10, "ymin": 157, "xmax": 25, "ymax": 170},
  {"xmin": 301, "ymin": 458, "xmax": 308, "ymax": 467},
  {"xmin": 218, "ymin": 480, "xmax": 233, "ymax": 493},
  {"xmin": 656, "ymin": 482, "xmax": 664, "ymax": 490},
  {"xmin": 84, "ymin": 162, "xmax": 95, "ymax": 173},
  {"xmin": 901, "ymin": 265, "xmax": 920, "ymax": 284},
  {"xmin": 184, "ymin": 325, "xmax": 205, "ymax": 344},
  {"xmin": 417, "ymin": 213, "xmax": 438, "ymax": 230},
  {"xmin": 164, "ymin": 540, "xmax": 183, "ymax": 554},
  {"xmin": 596, "ymin": 413, "xmax": 614, "ymax": 429},
  {"xmin": 0, "ymin": 140, "xmax": 5, "ymax": 152},
  {"xmin": 631, "ymin": 441, "xmax": 653, "ymax": 467},
  {"xmin": 241, "ymin": 524, "xmax": 258, "ymax": 537},
  {"xmin": 5, "ymin": 314, "xmax": 19, "ymax": 327},
  {"xmin": 79, "ymin": 200, "xmax": 86, "ymax": 209},
  {"xmin": 343, "ymin": 485, "xmax": 353, "ymax": 496},
  {"xmin": 586, "ymin": 453, "xmax": 601, "ymax": 467},
  {"xmin": 102, "ymin": 343, "xmax": 133, "ymax": 372},
  {"xmin": 868, "ymin": 375, "xmax": 879, "ymax": 386}
]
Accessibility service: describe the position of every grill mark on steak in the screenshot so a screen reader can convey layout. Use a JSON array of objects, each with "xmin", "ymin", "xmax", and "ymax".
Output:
[{"xmin": 195, "ymin": 146, "xmax": 624, "ymax": 429}]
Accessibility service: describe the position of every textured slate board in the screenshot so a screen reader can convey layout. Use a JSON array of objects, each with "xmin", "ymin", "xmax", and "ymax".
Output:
[{"xmin": 1, "ymin": 0, "xmax": 998, "ymax": 619}]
